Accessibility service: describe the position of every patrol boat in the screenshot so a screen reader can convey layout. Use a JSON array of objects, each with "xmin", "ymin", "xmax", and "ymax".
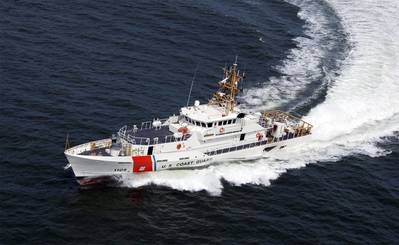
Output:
[{"xmin": 64, "ymin": 63, "xmax": 312, "ymax": 185}]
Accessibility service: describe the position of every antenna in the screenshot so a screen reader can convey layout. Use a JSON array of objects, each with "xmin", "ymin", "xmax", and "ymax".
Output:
[
  {"xmin": 64, "ymin": 133, "xmax": 70, "ymax": 151},
  {"xmin": 234, "ymin": 55, "xmax": 238, "ymax": 64},
  {"xmin": 186, "ymin": 64, "xmax": 199, "ymax": 107},
  {"xmin": 240, "ymin": 63, "xmax": 247, "ymax": 92},
  {"xmin": 223, "ymin": 63, "xmax": 227, "ymax": 79}
]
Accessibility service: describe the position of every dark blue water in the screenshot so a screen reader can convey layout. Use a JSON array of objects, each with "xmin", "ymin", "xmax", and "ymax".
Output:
[{"xmin": 1, "ymin": 0, "xmax": 399, "ymax": 244}]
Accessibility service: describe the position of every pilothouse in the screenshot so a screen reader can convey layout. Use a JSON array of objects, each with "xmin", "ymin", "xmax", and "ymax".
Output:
[{"xmin": 64, "ymin": 62, "xmax": 313, "ymax": 185}]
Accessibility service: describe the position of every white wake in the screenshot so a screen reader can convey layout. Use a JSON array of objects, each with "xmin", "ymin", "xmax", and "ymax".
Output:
[
  {"xmin": 120, "ymin": 0, "xmax": 399, "ymax": 195},
  {"xmin": 241, "ymin": 0, "xmax": 343, "ymax": 111}
]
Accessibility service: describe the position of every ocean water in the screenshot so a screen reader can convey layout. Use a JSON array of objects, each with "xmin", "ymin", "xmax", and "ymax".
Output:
[{"xmin": 1, "ymin": 0, "xmax": 399, "ymax": 244}]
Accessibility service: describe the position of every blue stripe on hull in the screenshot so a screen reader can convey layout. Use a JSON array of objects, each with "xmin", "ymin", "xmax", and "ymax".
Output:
[{"xmin": 152, "ymin": 155, "xmax": 157, "ymax": 171}]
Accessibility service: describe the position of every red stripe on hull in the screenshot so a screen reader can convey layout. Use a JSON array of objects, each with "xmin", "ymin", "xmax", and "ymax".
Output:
[{"xmin": 132, "ymin": 155, "xmax": 153, "ymax": 172}]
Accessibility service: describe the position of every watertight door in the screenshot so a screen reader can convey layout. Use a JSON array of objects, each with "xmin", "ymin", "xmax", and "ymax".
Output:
[{"xmin": 147, "ymin": 146, "xmax": 153, "ymax": 155}]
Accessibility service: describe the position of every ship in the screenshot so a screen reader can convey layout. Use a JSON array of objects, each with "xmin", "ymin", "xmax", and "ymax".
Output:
[{"xmin": 64, "ymin": 62, "xmax": 313, "ymax": 185}]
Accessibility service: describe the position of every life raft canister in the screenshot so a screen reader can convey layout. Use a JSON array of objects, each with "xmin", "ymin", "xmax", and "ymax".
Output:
[
  {"xmin": 219, "ymin": 127, "xmax": 225, "ymax": 133},
  {"xmin": 256, "ymin": 132, "xmax": 263, "ymax": 141},
  {"xmin": 176, "ymin": 143, "xmax": 182, "ymax": 150}
]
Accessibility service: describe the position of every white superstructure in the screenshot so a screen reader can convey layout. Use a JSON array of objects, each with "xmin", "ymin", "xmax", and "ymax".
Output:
[{"xmin": 64, "ymin": 63, "xmax": 312, "ymax": 185}]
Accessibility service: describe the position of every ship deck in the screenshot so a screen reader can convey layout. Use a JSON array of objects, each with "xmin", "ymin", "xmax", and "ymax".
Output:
[
  {"xmin": 127, "ymin": 126, "xmax": 172, "ymax": 140},
  {"xmin": 120, "ymin": 125, "xmax": 190, "ymax": 145},
  {"xmin": 80, "ymin": 147, "xmax": 111, "ymax": 156}
]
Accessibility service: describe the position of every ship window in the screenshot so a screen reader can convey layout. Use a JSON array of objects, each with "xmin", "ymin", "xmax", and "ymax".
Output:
[
  {"xmin": 227, "ymin": 120, "xmax": 232, "ymax": 124},
  {"xmin": 232, "ymin": 119, "xmax": 236, "ymax": 124},
  {"xmin": 222, "ymin": 121, "xmax": 227, "ymax": 125},
  {"xmin": 207, "ymin": 122, "xmax": 212, "ymax": 127},
  {"xmin": 201, "ymin": 122, "xmax": 206, "ymax": 127},
  {"xmin": 218, "ymin": 121, "xmax": 222, "ymax": 126},
  {"xmin": 196, "ymin": 121, "xmax": 200, "ymax": 126}
]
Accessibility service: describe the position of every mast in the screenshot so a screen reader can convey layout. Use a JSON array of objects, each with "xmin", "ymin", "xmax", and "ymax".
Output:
[{"xmin": 209, "ymin": 62, "xmax": 243, "ymax": 114}]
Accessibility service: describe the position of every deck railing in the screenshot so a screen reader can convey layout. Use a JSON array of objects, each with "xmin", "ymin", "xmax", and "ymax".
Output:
[
  {"xmin": 64, "ymin": 138, "xmax": 112, "ymax": 155},
  {"xmin": 118, "ymin": 124, "xmax": 190, "ymax": 146},
  {"xmin": 261, "ymin": 110, "xmax": 313, "ymax": 136}
]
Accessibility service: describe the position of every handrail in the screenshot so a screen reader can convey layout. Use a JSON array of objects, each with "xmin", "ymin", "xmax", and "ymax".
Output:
[
  {"xmin": 65, "ymin": 138, "xmax": 112, "ymax": 155},
  {"xmin": 117, "ymin": 124, "xmax": 191, "ymax": 146},
  {"xmin": 262, "ymin": 110, "xmax": 313, "ymax": 128},
  {"xmin": 261, "ymin": 110, "xmax": 313, "ymax": 135}
]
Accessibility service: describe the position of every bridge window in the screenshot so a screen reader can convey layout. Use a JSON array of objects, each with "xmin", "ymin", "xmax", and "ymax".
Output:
[
  {"xmin": 218, "ymin": 121, "xmax": 222, "ymax": 126},
  {"xmin": 227, "ymin": 120, "xmax": 232, "ymax": 124},
  {"xmin": 201, "ymin": 122, "xmax": 206, "ymax": 127},
  {"xmin": 222, "ymin": 121, "xmax": 227, "ymax": 125},
  {"xmin": 207, "ymin": 122, "xmax": 213, "ymax": 127}
]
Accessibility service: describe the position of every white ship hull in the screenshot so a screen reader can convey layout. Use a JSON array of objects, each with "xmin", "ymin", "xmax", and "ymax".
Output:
[{"xmin": 65, "ymin": 135, "xmax": 309, "ymax": 185}]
